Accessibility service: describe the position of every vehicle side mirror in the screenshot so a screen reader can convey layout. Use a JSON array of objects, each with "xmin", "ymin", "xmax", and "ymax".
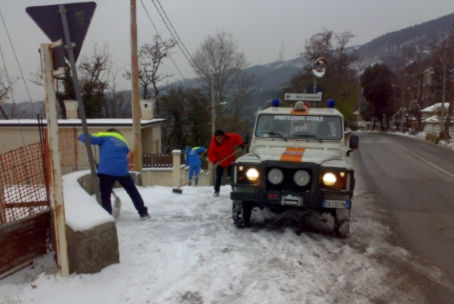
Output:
[
  {"xmin": 347, "ymin": 135, "xmax": 358, "ymax": 157},
  {"xmin": 349, "ymin": 135, "xmax": 358, "ymax": 149},
  {"xmin": 242, "ymin": 132, "xmax": 249, "ymax": 145}
]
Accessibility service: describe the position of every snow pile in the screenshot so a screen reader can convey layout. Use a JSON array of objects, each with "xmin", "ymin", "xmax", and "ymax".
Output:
[
  {"xmin": 1, "ymin": 181, "xmax": 424, "ymax": 303},
  {"xmin": 63, "ymin": 171, "xmax": 114, "ymax": 231}
]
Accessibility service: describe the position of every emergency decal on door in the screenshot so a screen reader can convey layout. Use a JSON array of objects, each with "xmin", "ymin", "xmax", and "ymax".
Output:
[{"xmin": 280, "ymin": 147, "xmax": 306, "ymax": 162}]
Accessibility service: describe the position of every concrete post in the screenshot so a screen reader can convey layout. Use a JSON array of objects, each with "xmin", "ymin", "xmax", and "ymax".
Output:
[{"xmin": 172, "ymin": 150, "xmax": 182, "ymax": 187}]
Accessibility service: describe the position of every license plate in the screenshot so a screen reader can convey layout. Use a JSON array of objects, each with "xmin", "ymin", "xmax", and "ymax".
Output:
[
  {"xmin": 282, "ymin": 196, "xmax": 303, "ymax": 206},
  {"xmin": 323, "ymin": 199, "xmax": 350, "ymax": 209}
]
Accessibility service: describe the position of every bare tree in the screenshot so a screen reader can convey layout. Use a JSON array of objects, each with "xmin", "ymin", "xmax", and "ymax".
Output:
[
  {"xmin": 286, "ymin": 29, "xmax": 359, "ymax": 120},
  {"xmin": 78, "ymin": 44, "xmax": 114, "ymax": 118},
  {"xmin": 191, "ymin": 30, "xmax": 252, "ymax": 130},
  {"xmin": 105, "ymin": 69, "xmax": 131, "ymax": 118},
  {"xmin": 0, "ymin": 69, "xmax": 17, "ymax": 119},
  {"xmin": 160, "ymin": 85, "xmax": 210, "ymax": 152},
  {"xmin": 302, "ymin": 29, "xmax": 358, "ymax": 77},
  {"xmin": 124, "ymin": 35, "xmax": 176, "ymax": 117}
]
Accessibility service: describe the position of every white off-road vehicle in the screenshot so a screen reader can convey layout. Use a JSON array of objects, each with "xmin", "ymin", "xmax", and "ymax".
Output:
[{"xmin": 230, "ymin": 100, "xmax": 358, "ymax": 237}]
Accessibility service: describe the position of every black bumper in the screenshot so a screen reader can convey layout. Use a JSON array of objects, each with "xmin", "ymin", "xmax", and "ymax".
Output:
[
  {"xmin": 230, "ymin": 187, "xmax": 325, "ymax": 209},
  {"xmin": 230, "ymin": 161, "xmax": 355, "ymax": 210}
]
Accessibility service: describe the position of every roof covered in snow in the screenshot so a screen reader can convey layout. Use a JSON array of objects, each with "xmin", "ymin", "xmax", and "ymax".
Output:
[
  {"xmin": 0, "ymin": 118, "xmax": 166, "ymax": 128},
  {"xmin": 421, "ymin": 103, "xmax": 449, "ymax": 113},
  {"xmin": 422, "ymin": 115, "xmax": 439, "ymax": 122}
]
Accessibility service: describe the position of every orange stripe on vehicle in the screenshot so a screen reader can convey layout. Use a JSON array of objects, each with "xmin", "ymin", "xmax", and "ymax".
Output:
[{"xmin": 280, "ymin": 147, "xmax": 306, "ymax": 162}]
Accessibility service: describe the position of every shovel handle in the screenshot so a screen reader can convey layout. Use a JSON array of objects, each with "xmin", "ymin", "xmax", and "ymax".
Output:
[{"xmin": 213, "ymin": 149, "xmax": 242, "ymax": 167}]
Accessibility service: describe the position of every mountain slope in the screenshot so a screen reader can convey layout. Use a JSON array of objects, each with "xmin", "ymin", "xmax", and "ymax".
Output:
[{"xmin": 356, "ymin": 12, "xmax": 454, "ymax": 69}]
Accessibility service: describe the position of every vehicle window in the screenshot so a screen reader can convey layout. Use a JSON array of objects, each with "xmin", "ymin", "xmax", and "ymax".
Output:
[{"xmin": 255, "ymin": 114, "xmax": 342, "ymax": 140}]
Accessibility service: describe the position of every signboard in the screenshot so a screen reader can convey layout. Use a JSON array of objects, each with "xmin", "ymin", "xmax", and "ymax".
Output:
[
  {"xmin": 26, "ymin": 2, "xmax": 97, "ymax": 62},
  {"xmin": 284, "ymin": 92, "xmax": 322, "ymax": 102}
]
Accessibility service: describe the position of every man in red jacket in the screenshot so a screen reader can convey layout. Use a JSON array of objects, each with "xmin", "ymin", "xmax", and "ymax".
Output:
[{"xmin": 208, "ymin": 130, "xmax": 244, "ymax": 197}]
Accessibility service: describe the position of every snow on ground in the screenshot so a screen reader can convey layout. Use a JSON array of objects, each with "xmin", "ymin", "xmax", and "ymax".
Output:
[{"xmin": 1, "ymin": 176, "xmax": 425, "ymax": 303}]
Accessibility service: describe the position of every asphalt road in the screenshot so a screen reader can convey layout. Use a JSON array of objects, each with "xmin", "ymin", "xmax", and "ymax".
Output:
[{"xmin": 351, "ymin": 132, "xmax": 454, "ymax": 301}]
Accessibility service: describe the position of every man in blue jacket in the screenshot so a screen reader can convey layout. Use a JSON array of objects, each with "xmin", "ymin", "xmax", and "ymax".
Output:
[
  {"xmin": 185, "ymin": 146, "xmax": 206, "ymax": 186},
  {"xmin": 78, "ymin": 129, "xmax": 149, "ymax": 220}
]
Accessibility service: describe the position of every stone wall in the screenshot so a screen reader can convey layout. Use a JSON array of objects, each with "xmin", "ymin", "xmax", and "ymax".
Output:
[{"xmin": 64, "ymin": 172, "xmax": 122, "ymax": 274}]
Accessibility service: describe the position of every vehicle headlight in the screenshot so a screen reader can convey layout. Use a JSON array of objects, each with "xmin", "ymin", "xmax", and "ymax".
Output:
[
  {"xmin": 322, "ymin": 172, "xmax": 337, "ymax": 186},
  {"xmin": 246, "ymin": 168, "xmax": 259, "ymax": 181},
  {"xmin": 294, "ymin": 170, "xmax": 310, "ymax": 186},
  {"xmin": 267, "ymin": 168, "xmax": 283, "ymax": 185}
]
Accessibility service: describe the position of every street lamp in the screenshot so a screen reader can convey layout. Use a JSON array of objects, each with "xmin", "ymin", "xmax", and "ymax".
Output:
[
  {"xmin": 440, "ymin": 56, "xmax": 447, "ymax": 138},
  {"xmin": 392, "ymin": 84, "xmax": 396, "ymax": 130}
]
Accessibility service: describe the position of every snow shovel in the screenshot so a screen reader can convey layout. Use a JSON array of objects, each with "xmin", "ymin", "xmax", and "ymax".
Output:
[
  {"xmin": 172, "ymin": 149, "xmax": 242, "ymax": 194},
  {"xmin": 111, "ymin": 190, "xmax": 122, "ymax": 219}
]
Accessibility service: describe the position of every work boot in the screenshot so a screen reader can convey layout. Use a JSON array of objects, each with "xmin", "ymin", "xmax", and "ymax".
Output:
[
  {"xmin": 213, "ymin": 191, "xmax": 220, "ymax": 197},
  {"xmin": 140, "ymin": 213, "xmax": 151, "ymax": 220}
]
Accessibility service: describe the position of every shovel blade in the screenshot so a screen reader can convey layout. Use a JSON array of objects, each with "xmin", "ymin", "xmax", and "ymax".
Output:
[
  {"xmin": 112, "ymin": 196, "xmax": 121, "ymax": 219},
  {"xmin": 172, "ymin": 188, "xmax": 183, "ymax": 194}
]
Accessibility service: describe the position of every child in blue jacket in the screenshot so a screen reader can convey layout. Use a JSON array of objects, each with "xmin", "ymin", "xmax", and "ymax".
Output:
[{"xmin": 185, "ymin": 146, "xmax": 206, "ymax": 186}]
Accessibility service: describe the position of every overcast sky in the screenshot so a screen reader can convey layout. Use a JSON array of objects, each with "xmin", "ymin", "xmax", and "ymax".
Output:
[{"xmin": 1, "ymin": 0, "xmax": 453, "ymax": 105}]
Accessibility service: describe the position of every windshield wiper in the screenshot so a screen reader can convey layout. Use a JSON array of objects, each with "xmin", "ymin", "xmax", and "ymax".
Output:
[
  {"xmin": 261, "ymin": 131, "xmax": 287, "ymax": 141},
  {"xmin": 292, "ymin": 134, "xmax": 322, "ymax": 142}
]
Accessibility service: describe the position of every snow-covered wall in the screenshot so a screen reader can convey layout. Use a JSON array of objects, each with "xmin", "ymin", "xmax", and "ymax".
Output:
[{"xmin": 62, "ymin": 171, "xmax": 114, "ymax": 232}]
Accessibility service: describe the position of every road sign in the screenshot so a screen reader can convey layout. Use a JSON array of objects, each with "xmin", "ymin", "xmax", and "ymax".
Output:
[
  {"xmin": 284, "ymin": 92, "xmax": 322, "ymax": 102},
  {"xmin": 26, "ymin": 2, "xmax": 96, "ymax": 62}
]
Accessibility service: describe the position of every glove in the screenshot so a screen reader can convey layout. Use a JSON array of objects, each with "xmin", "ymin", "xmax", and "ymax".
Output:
[{"xmin": 240, "ymin": 144, "xmax": 245, "ymax": 150}]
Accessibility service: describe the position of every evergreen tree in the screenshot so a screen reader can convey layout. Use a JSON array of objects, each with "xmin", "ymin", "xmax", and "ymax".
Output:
[{"xmin": 360, "ymin": 64, "xmax": 396, "ymax": 130}]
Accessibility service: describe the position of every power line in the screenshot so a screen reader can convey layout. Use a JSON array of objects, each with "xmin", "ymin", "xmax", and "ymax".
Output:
[
  {"xmin": 0, "ymin": 45, "xmax": 27, "ymax": 146},
  {"xmin": 139, "ymin": 0, "xmax": 210, "ymax": 113},
  {"xmin": 0, "ymin": 9, "xmax": 37, "ymax": 115},
  {"xmin": 150, "ymin": 0, "xmax": 196, "ymax": 70},
  {"xmin": 155, "ymin": 0, "xmax": 196, "ymax": 66},
  {"xmin": 0, "ymin": 46, "xmax": 15, "ymax": 104},
  {"xmin": 139, "ymin": 0, "xmax": 185, "ymax": 79}
]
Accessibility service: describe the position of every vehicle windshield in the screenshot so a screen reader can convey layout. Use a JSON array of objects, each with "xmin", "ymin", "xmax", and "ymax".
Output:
[{"xmin": 255, "ymin": 114, "xmax": 343, "ymax": 140}]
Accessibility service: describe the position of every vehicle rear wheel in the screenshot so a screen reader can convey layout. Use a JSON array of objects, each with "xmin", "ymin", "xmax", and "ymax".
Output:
[
  {"xmin": 333, "ymin": 209, "xmax": 350, "ymax": 238},
  {"xmin": 232, "ymin": 200, "xmax": 252, "ymax": 228}
]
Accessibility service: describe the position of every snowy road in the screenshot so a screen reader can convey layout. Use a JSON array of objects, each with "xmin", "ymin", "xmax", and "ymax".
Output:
[{"xmin": 0, "ymin": 163, "xmax": 439, "ymax": 303}]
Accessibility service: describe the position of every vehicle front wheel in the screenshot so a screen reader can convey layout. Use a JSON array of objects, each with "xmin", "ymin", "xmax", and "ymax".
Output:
[
  {"xmin": 333, "ymin": 209, "xmax": 350, "ymax": 238},
  {"xmin": 232, "ymin": 200, "xmax": 252, "ymax": 228}
]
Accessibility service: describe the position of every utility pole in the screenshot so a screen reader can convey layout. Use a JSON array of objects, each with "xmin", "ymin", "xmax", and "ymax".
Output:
[
  {"xmin": 440, "ymin": 51, "xmax": 447, "ymax": 138},
  {"xmin": 209, "ymin": 76, "xmax": 215, "ymax": 186},
  {"xmin": 211, "ymin": 76, "xmax": 215, "ymax": 135},
  {"xmin": 312, "ymin": 77, "xmax": 317, "ymax": 108},
  {"xmin": 400, "ymin": 75, "xmax": 408, "ymax": 132},
  {"xmin": 131, "ymin": 0, "xmax": 142, "ymax": 171}
]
